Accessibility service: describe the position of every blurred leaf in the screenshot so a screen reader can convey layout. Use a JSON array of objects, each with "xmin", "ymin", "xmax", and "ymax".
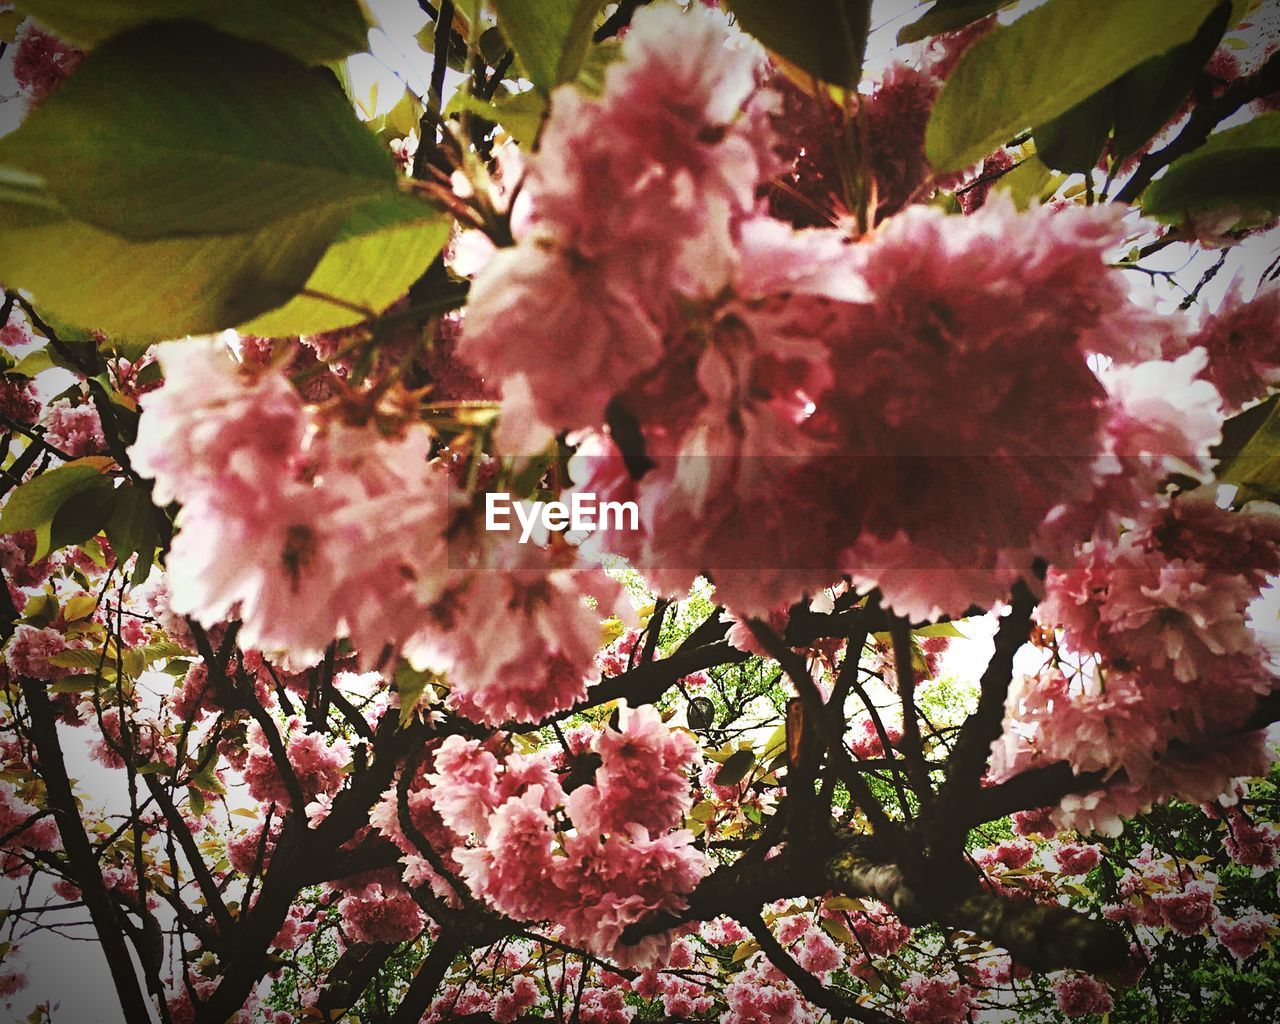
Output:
[
  {"xmin": 49, "ymin": 648, "xmax": 111, "ymax": 673},
  {"xmin": 239, "ymin": 195, "xmax": 451, "ymax": 337},
  {"xmin": 492, "ymin": 0, "xmax": 604, "ymax": 95},
  {"xmin": 927, "ymin": 0, "xmax": 1224, "ymax": 173},
  {"xmin": 897, "ymin": 0, "xmax": 1009, "ymax": 45},
  {"xmin": 914, "ymin": 621, "xmax": 966, "ymax": 639},
  {"xmin": 714, "ymin": 748, "xmax": 756, "ymax": 787},
  {"xmin": 0, "ymin": 457, "xmax": 113, "ymax": 533},
  {"xmin": 1142, "ymin": 111, "xmax": 1280, "ymax": 228},
  {"xmin": 729, "ymin": 0, "xmax": 872, "ymax": 87},
  {"xmin": 0, "ymin": 10, "xmax": 24, "ymax": 42},
  {"xmin": 0, "ymin": 193, "xmax": 349, "ymax": 340},
  {"xmin": 0, "ymin": 23, "xmax": 396, "ymax": 239},
  {"xmin": 13, "ymin": 0, "xmax": 370, "ymax": 62}
]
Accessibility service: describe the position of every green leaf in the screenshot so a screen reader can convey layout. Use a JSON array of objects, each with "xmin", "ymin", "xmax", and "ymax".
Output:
[
  {"xmin": 927, "ymin": 0, "xmax": 1224, "ymax": 173},
  {"xmin": 728, "ymin": 0, "xmax": 872, "ymax": 88},
  {"xmin": 713, "ymin": 749, "xmax": 756, "ymax": 788},
  {"xmin": 49, "ymin": 648, "xmax": 112, "ymax": 673},
  {"xmin": 1216, "ymin": 394, "xmax": 1280, "ymax": 502},
  {"xmin": 7, "ymin": 348, "xmax": 55, "ymax": 378},
  {"xmin": 1141, "ymin": 111, "xmax": 1280, "ymax": 228},
  {"xmin": 61, "ymin": 593, "xmax": 97, "ymax": 622},
  {"xmin": 40, "ymin": 478, "xmax": 116, "ymax": 560},
  {"xmin": 452, "ymin": 87, "xmax": 548, "ymax": 148},
  {"xmin": 492, "ymin": 0, "xmax": 604, "ymax": 95},
  {"xmin": 994, "ymin": 154, "xmax": 1059, "ymax": 210},
  {"xmin": 1034, "ymin": 86, "xmax": 1115, "ymax": 174},
  {"xmin": 897, "ymin": 0, "xmax": 1009, "ymax": 45},
  {"xmin": 0, "ymin": 194, "xmax": 350, "ymax": 340},
  {"xmin": 13, "ymin": 0, "xmax": 370, "ymax": 63},
  {"xmin": 238, "ymin": 195, "xmax": 452, "ymax": 337},
  {"xmin": 0, "ymin": 23, "xmax": 397, "ymax": 239},
  {"xmin": 394, "ymin": 663, "xmax": 437, "ymax": 728},
  {"xmin": 49, "ymin": 675, "xmax": 101, "ymax": 694},
  {"xmin": 901, "ymin": 0, "xmax": 1008, "ymax": 45},
  {"xmin": 0, "ymin": 9, "xmax": 24, "ymax": 43},
  {"xmin": 0, "ymin": 457, "xmax": 113, "ymax": 533},
  {"xmin": 105, "ymin": 485, "xmax": 157, "ymax": 566}
]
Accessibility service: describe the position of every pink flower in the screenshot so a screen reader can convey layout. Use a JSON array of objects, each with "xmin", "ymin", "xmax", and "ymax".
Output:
[
  {"xmin": 337, "ymin": 878, "xmax": 425, "ymax": 945},
  {"xmin": 1012, "ymin": 807, "xmax": 1057, "ymax": 837},
  {"xmin": 900, "ymin": 971, "xmax": 977, "ymax": 1024},
  {"xmin": 986, "ymin": 838, "xmax": 1035, "ymax": 870},
  {"xmin": 1214, "ymin": 910, "xmax": 1273, "ymax": 959},
  {"xmin": 459, "ymin": 4, "xmax": 766, "ymax": 443},
  {"xmin": 1186, "ymin": 275, "xmax": 1280, "ymax": 412},
  {"xmin": 4, "ymin": 625, "xmax": 67, "ymax": 680},
  {"xmin": 423, "ymin": 558, "xmax": 617, "ymax": 725},
  {"xmin": 12, "ymin": 26, "xmax": 82, "ymax": 103},
  {"xmin": 1225, "ymin": 812, "xmax": 1280, "ymax": 870},
  {"xmin": 454, "ymin": 786, "xmax": 560, "ymax": 922},
  {"xmin": 1055, "ymin": 843, "xmax": 1102, "ymax": 876},
  {"xmin": 1052, "ymin": 972, "xmax": 1114, "ymax": 1017},
  {"xmin": 1153, "ymin": 880, "xmax": 1218, "ymax": 935},
  {"xmin": 40, "ymin": 399, "xmax": 105, "ymax": 457},
  {"xmin": 830, "ymin": 196, "xmax": 1168, "ymax": 618},
  {"xmin": 243, "ymin": 719, "xmax": 348, "ymax": 810},
  {"xmin": 132, "ymin": 339, "xmax": 455, "ymax": 667},
  {"xmin": 795, "ymin": 927, "xmax": 843, "ymax": 976},
  {"xmin": 566, "ymin": 706, "xmax": 698, "ymax": 836},
  {"xmin": 494, "ymin": 976, "xmax": 539, "ymax": 1023},
  {"xmin": 0, "ymin": 376, "xmax": 40, "ymax": 426},
  {"xmin": 842, "ymin": 900, "xmax": 911, "ymax": 957}
]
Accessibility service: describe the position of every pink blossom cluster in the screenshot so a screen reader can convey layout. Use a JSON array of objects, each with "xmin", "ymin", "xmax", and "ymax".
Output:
[
  {"xmin": 130, "ymin": 339, "xmax": 452, "ymax": 667},
  {"xmin": 1181, "ymin": 275, "xmax": 1280, "ymax": 412},
  {"xmin": 11, "ymin": 25, "xmax": 82, "ymax": 103},
  {"xmin": 899, "ymin": 970, "xmax": 978, "ymax": 1024},
  {"xmin": 993, "ymin": 495, "xmax": 1280, "ymax": 833},
  {"xmin": 0, "ymin": 782, "xmax": 58, "ymax": 877},
  {"xmin": 1214, "ymin": 909, "xmax": 1274, "ymax": 960},
  {"xmin": 131, "ymin": 339, "xmax": 617, "ymax": 724},
  {"xmin": 334, "ymin": 870, "xmax": 425, "ymax": 945},
  {"xmin": 1051, "ymin": 972, "xmax": 1115, "ymax": 1017},
  {"xmin": 242, "ymin": 718, "xmax": 349, "ymax": 811},
  {"xmin": 40, "ymin": 398, "xmax": 105, "ymax": 457},
  {"xmin": 723, "ymin": 958, "xmax": 818, "ymax": 1024},
  {"xmin": 571, "ymin": 188, "xmax": 1215, "ymax": 620},
  {"xmin": 423, "ymin": 707, "xmax": 705, "ymax": 964},
  {"xmin": 3, "ymin": 625, "xmax": 66, "ymax": 680}
]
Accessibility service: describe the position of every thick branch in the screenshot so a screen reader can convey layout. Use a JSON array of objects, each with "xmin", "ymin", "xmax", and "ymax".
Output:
[
  {"xmin": 1116, "ymin": 50, "xmax": 1280, "ymax": 203},
  {"xmin": 20, "ymin": 677, "xmax": 153, "ymax": 1022}
]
